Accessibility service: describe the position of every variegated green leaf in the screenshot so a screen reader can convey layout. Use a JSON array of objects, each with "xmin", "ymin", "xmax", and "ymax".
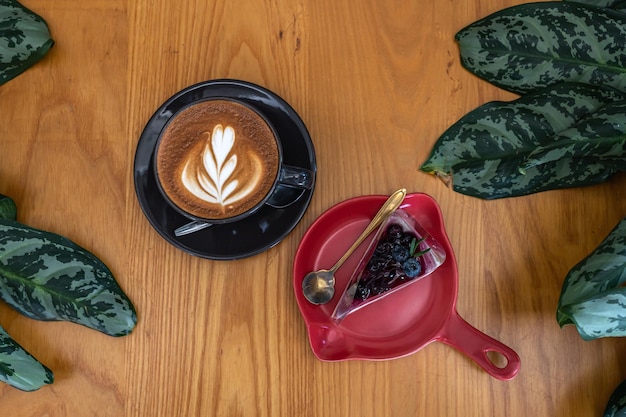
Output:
[
  {"xmin": 565, "ymin": 0, "xmax": 626, "ymax": 11},
  {"xmin": 565, "ymin": 0, "xmax": 624, "ymax": 8},
  {"xmin": 615, "ymin": 1, "xmax": 626, "ymax": 13},
  {"xmin": 557, "ymin": 217, "xmax": 626, "ymax": 340},
  {"xmin": 0, "ymin": 219, "xmax": 137, "ymax": 336},
  {"xmin": 456, "ymin": 2, "xmax": 626, "ymax": 95},
  {"xmin": 0, "ymin": 194, "xmax": 16, "ymax": 220},
  {"xmin": 420, "ymin": 83, "xmax": 625, "ymax": 199},
  {"xmin": 0, "ymin": 323, "xmax": 53, "ymax": 391},
  {"xmin": 0, "ymin": 0, "xmax": 54, "ymax": 85},
  {"xmin": 604, "ymin": 379, "xmax": 626, "ymax": 417},
  {"xmin": 600, "ymin": 157, "xmax": 626, "ymax": 170},
  {"xmin": 521, "ymin": 100, "xmax": 626, "ymax": 171}
]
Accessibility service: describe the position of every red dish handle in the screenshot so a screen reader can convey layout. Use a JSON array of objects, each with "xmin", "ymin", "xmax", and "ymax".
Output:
[{"xmin": 437, "ymin": 311, "xmax": 521, "ymax": 381}]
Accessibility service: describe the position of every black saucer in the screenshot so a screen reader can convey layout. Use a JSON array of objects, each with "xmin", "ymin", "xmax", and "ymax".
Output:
[{"xmin": 133, "ymin": 79, "xmax": 317, "ymax": 260}]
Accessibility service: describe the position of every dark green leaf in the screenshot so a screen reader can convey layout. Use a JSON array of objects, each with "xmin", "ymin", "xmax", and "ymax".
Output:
[
  {"xmin": 0, "ymin": 194, "xmax": 16, "ymax": 220},
  {"xmin": 0, "ymin": 323, "xmax": 53, "ymax": 391},
  {"xmin": 420, "ymin": 83, "xmax": 625, "ymax": 199},
  {"xmin": 455, "ymin": 2, "xmax": 626, "ymax": 95},
  {"xmin": 521, "ymin": 100, "xmax": 626, "ymax": 171},
  {"xmin": 557, "ymin": 217, "xmax": 626, "ymax": 340},
  {"xmin": 614, "ymin": 1, "xmax": 626, "ymax": 13},
  {"xmin": 599, "ymin": 157, "xmax": 626, "ymax": 170},
  {"xmin": 565, "ymin": 0, "xmax": 626, "ymax": 11},
  {"xmin": 565, "ymin": 0, "xmax": 624, "ymax": 8},
  {"xmin": 0, "ymin": 0, "xmax": 54, "ymax": 85},
  {"xmin": 604, "ymin": 379, "xmax": 626, "ymax": 417},
  {"xmin": 0, "ymin": 219, "xmax": 137, "ymax": 337}
]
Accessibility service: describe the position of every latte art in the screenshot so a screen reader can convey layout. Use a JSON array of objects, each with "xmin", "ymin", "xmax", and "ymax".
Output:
[
  {"xmin": 181, "ymin": 125, "xmax": 263, "ymax": 208},
  {"xmin": 155, "ymin": 99, "xmax": 280, "ymax": 221}
]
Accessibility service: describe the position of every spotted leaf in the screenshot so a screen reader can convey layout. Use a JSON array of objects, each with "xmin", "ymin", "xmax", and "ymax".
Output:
[
  {"xmin": 0, "ymin": 324, "xmax": 52, "ymax": 391},
  {"xmin": 557, "ymin": 217, "xmax": 626, "ymax": 340},
  {"xmin": 604, "ymin": 379, "xmax": 626, "ymax": 417},
  {"xmin": 420, "ymin": 83, "xmax": 626, "ymax": 199},
  {"xmin": 0, "ymin": 0, "xmax": 54, "ymax": 85},
  {"xmin": 0, "ymin": 194, "xmax": 16, "ymax": 220},
  {"xmin": 565, "ymin": 0, "xmax": 625, "ymax": 9},
  {"xmin": 520, "ymin": 100, "xmax": 626, "ymax": 171},
  {"xmin": 0, "ymin": 219, "xmax": 137, "ymax": 337},
  {"xmin": 455, "ymin": 2, "xmax": 626, "ymax": 95}
]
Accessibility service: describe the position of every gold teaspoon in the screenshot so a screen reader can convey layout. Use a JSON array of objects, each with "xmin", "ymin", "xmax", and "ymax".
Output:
[{"xmin": 302, "ymin": 188, "xmax": 407, "ymax": 305}]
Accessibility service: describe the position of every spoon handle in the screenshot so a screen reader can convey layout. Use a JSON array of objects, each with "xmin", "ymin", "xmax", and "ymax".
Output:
[
  {"xmin": 329, "ymin": 188, "xmax": 406, "ymax": 273},
  {"xmin": 174, "ymin": 221, "xmax": 212, "ymax": 236}
]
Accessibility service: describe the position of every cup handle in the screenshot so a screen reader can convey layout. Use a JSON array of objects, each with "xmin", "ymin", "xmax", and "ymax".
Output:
[
  {"xmin": 278, "ymin": 165, "xmax": 314, "ymax": 189},
  {"xmin": 265, "ymin": 165, "xmax": 314, "ymax": 209}
]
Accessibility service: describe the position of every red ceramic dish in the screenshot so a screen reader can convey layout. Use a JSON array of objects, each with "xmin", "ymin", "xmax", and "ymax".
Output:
[{"xmin": 293, "ymin": 192, "xmax": 520, "ymax": 380}]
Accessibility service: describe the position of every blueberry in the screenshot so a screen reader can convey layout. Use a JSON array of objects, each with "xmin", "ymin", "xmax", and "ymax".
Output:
[
  {"xmin": 402, "ymin": 258, "xmax": 422, "ymax": 278},
  {"xmin": 354, "ymin": 284, "xmax": 371, "ymax": 301},
  {"xmin": 370, "ymin": 285, "xmax": 390, "ymax": 296},
  {"xmin": 367, "ymin": 256, "xmax": 386, "ymax": 272},
  {"xmin": 385, "ymin": 267, "xmax": 403, "ymax": 285},
  {"xmin": 400, "ymin": 232, "xmax": 414, "ymax": 246},
  {"xmin": 391, "ymin": 244, "xmax": 409, "ymax": 263},
  {"xmin": 374, "ymin": 242, "xmax": 393, "ymax": 256},
  {"xmin": 386, "ymin": 224, "xmax": 403, "ymax": 240}
]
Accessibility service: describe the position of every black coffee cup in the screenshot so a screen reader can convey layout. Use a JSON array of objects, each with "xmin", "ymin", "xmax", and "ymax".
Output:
[{"xmin": 153, "ymin": 97, "xmax": 313, "ymax": 228}]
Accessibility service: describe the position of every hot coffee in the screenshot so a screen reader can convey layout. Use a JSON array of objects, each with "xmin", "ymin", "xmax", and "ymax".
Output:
[{"xmin": 155, "ymin": 99, "xmax": 280, "ymax": 220}]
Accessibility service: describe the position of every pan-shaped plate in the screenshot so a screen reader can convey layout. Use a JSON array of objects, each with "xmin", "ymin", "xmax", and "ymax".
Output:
[{"xmin": 293, "ymin": 193, "xmax": 520, "ymax": 380}]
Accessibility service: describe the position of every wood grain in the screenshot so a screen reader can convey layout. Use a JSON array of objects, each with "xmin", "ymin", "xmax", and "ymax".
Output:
[{"xmin": 1, "ymin": 0, "xmax": 625, "ymax": 415}]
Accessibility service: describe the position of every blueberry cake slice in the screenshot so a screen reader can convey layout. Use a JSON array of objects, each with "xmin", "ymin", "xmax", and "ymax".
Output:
[{"xmin": 332, "ymin": 210, "xmax": 446, "ymax": 322}]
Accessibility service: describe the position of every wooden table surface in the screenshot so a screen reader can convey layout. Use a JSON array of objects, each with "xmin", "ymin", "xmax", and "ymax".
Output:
[{"xmin": 1, "ymin": 0, "xmax": 625, "ymax": 415}]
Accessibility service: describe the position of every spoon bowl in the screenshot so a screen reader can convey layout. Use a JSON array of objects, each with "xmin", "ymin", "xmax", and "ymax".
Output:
[{"xmin": 301, "ymin": 269, "xmax": 335, "ymax": 305}]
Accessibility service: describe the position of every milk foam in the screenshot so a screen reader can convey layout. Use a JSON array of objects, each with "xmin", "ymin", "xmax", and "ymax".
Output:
[{"xmin": 180, "ymin": 124, "xmax": 262, "ymax": 207}]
